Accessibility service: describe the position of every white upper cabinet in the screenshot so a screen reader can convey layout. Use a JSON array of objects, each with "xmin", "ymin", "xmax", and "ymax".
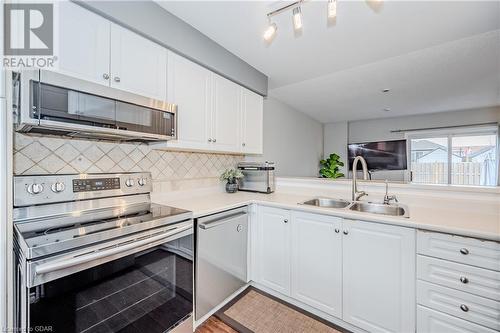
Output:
[
  {"xmin": 240, "ymin": 88, "xmax": 264, "ymax": 154},
  {"xmin": 167, "ymin": 52, "xmax": 212, "ymax": 150},
  {"xmin": 342, "ymin": 220, "xmax": 416, "ymax": 333},
  {"xmin": 57, "ymin": 2, "xmax": 111, "ymax": 86},
  {"xmin": 110, "ymin": 24, "xmax": 167, "ymax": 101},
  {"xmin": 211, "ymin": 74, "xmax": 241, "ymax": 152},
  {"xmin": 254, "ymin": 206, "xmax": 291, "ymax": 296},
  {"xmin": 291, "ymin": 212, "xmax": 342, "ymax": 318}
]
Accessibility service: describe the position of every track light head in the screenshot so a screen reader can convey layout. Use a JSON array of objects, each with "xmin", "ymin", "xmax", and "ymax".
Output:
[
  {"xmin": 292, "ymin": 6, "xmax": 303, "ymax": 30},
  {"xmin": 328, "ymin": 0, "xmax": 337, "ymax": 19},
  {"xmin": 263, "ymin": 22, "xmax": 278, "ymax": 41}
]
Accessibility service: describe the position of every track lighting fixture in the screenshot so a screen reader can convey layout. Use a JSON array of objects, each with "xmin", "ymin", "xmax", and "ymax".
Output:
[
  {"xmin": 292, "ymin": 7, "xmax": 303, "ymax": 30},
  {"xmin": 328, "ymin": 0, "xmax": 337, "ymax": 19},
  {"xmin": 263, "ymin": 0, "xmax": 382, "ymax": 41}
]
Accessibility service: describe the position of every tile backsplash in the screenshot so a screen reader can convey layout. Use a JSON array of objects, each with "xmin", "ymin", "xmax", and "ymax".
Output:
[{"xmin": 13, "ymin": 133, "xmax": 243, "ymax": 192}]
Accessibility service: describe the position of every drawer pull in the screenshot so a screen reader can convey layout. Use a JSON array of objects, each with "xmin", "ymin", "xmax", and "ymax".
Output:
[
  {"xmin": 459, "ymin": 248, "xmax": 469, "ymax": 255},
  {"xmin": 460, "ymin": 276, "xmax": 469, "ymax": 284},
  {"xmin": 460, "ymin": 304, "xmax": 469, "ymax": 312}
]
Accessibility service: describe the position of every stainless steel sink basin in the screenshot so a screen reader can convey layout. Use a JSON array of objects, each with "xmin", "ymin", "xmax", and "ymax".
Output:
[
  {"xmin": 300, "ymin": 198, "xmax": 351, "ymax": 209},
  {"xmin": 349, "ymin": 202, "xmax": 409, "ymax": 218}
]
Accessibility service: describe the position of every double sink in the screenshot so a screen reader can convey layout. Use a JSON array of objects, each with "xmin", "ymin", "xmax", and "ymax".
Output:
[{"xmin": 300, "ymin": 198, "xmax": 409, "ymax": 218}]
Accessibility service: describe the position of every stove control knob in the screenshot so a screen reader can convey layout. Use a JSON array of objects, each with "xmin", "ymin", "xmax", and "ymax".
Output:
[
  {"xmin": 27, "ymin": 183, "xmax": 44, "ymax": 195},
  {"xmin": 51, "ymin": 182, "xmax": 65, "ymax": 193},
  {"xmin": 125, "ymin": 178, "xmax": 135, "ymax": 187},
  {"xmin": 138, "ymin": 178, "xmax": 147, "ymax": 186}
]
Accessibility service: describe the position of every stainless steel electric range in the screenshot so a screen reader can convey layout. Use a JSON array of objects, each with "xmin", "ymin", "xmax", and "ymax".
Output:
[{"xmin": 13, "ymin": 172, "xmax": 194, "ymax": 333}]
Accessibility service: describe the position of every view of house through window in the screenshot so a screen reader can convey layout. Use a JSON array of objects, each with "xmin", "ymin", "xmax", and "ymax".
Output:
[{"xmin": 409, "ymin": 129, "xmax": 498, "ymax": 186}]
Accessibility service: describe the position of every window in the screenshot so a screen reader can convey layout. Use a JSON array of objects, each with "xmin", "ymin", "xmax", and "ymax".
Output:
[{"xmin": 408, "ymin": 127, "xmax": 498, "ymax": 186}]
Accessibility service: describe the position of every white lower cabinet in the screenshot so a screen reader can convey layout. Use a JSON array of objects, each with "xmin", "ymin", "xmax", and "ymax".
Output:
[
  {"xmin": 418, "ymin": 305, "xmax": 498, "ymax": 333},
  {"xmin": 291, "ymin": 211, "xmax": 342, "ymax": 318},
  {"xmin": 253, "ymin": 206, "xmax": 291, "ymax": 295},
  {"xmin": 253, "ymin": 208, "xmax": 417, "ymax": 332},
  {"xmin": 342, "ymin": 219, "xmax": 416, "ymax": 333}
]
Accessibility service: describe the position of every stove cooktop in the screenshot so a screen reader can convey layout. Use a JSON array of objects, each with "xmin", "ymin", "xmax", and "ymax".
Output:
[{"xmin": 14, "ymin": 202, "xmax": 192, "ymax": 260}]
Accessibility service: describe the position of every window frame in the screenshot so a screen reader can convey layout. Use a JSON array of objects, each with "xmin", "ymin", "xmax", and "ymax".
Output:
[{"xmin": 405, "ymin": 125, "xmax": 499, "ymax": 186}]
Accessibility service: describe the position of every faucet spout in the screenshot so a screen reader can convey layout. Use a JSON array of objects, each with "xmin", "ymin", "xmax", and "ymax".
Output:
[{"xmin": 352, "ymin": 156, "xmax": 369, "ymax": 201}]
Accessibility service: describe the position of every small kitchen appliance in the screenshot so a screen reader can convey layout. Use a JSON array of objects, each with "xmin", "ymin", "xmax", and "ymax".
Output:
[{"xmin": 237, "ymin": 161, "xmax": 275, "ymax": 193}]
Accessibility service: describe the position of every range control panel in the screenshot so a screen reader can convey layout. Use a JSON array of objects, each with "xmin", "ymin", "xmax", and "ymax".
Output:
[
  {"xmin": 72, "ymin": 178, "xmax": 120, "ymax": 192},
  {"xmin": 13, "ymin": 172, "xmax": 151, "ymax": 207}
]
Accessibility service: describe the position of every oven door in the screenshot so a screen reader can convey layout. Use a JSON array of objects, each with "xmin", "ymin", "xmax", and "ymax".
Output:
[{"xmin": 22, "ymin": 222, "xmax": 193, "ymax": 333}]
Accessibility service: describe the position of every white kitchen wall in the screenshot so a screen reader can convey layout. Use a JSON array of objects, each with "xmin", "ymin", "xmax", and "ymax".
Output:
[
  {"xmin": 246, "ymin": 97, "xmax": 324, "ymax": 177},
  {"xmin": 13, "ymin": 133, "xmax": 243, "ymax": 192}
]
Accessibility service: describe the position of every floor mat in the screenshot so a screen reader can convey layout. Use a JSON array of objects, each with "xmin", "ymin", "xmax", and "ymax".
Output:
[{"xmin": 219, "ymin": 288, "xmax": 344, "ymax": 333}]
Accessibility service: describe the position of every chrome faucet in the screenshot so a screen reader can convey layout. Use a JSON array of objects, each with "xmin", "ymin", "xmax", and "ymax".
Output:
[
  {"xmin": 383, "ymin": 179, "xmax": 398, "ymax": 205},
  {"xmin": 352, "ymin": 156, "xmax": 369, "ymax": 201}
]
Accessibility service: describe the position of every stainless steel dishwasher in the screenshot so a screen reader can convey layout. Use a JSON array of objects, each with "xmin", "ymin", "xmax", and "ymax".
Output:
[{"xmin": 195, "ymin": 206, "xmax": 248, "ymax": 321}]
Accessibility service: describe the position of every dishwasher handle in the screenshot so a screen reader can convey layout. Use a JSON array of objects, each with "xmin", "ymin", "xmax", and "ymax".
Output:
[{"xmin": 198, "ymin": 212, "xmax": 247, "ymax": 230}]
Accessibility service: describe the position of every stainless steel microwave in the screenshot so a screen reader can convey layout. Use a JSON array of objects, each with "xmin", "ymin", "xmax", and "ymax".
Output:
[{"xmin": 12, "ymin": 70, "xmax": 177, "ymax": 142}]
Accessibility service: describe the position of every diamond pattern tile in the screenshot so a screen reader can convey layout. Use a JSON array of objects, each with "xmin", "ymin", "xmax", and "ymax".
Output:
[{"xmin": 13, "ymin": 134, "xmax": 245, "ymax": 183}]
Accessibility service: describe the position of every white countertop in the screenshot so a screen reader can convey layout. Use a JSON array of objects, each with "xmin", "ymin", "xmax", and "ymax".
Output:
[{"xmin": 152, "ymin": 179, "xmax": 500, "ymax": 242}]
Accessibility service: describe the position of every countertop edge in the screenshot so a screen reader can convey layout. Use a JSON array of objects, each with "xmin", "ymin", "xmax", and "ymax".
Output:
[{"xmin": 157, "ymin": 196, "xmax": 500, "ymax": 242}]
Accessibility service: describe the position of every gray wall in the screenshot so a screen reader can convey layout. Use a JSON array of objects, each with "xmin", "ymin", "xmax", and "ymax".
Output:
[
  {"xmin": 348, "ymin": 107, "xmax": 500, "ymax": 144},
  {"xmin": 325, "ymin": 107, "xmax": 500, "ymax": 181},
  {"xmin": 75, "ymin": 1, "xmax": 268, "ymax": 96},
  {"xmin": 324, "ymin": 121, "xmax": 348, "ymax": 175},
  {"xmin": 247, "ymin": 97, "xmax": 324, "ymax": 177}
]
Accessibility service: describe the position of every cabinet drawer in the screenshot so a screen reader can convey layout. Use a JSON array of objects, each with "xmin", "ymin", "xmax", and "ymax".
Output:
[
  {"xmin": 417, "ymin": 280, "xmax": 500, "ymax": 330},
  {"xmin": 418, "ymin": 255, "xmax": 500, "ymax": 301},
  {"xmin": 417, "ymin": 231, "xmax": 500, "ymax": 271},
  {"xmin": 417, "ymin": 305, "xmax": 498, "ymax": 333}
]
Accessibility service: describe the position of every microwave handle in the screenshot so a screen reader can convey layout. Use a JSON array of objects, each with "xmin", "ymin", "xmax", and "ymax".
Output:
[{"xmin": 34, "ymin": 223, "xmax": 192, "ymax": 275}]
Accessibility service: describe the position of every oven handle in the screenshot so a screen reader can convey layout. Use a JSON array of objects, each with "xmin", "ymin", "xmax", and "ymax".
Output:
[{"xmin": 34, "ymin": 223, "xmax": 192, "ymax": 275}]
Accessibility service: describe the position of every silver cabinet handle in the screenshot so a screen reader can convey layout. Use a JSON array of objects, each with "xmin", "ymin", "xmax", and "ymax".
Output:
[
  {"xmin": 460, "ymin": 276, "xmax": 469, "ymax": 284},
  {"xmin": 335, "ymin": 228, "xmax": 340, "ymax": 233},
  {"xmin": 343, "ymin": 230, "xmax": 349, "ymax": 235},
  {"xmin": 242, "ymin": 143, "xmax": 246, "ymax": 147},
  {"xmin": 213, "ymin": 138, "xmax": 217, "ymax": 143},
  {"xmin": 460, "ymin": 248, "xmax": 469, "ymax": 255},
  {"xmin": 102, "ymin": 73, "xmax": 109, "ymax": 80},
  {"xmin": 283, "ymin": 219, "xmax": 288, "ymax": 223},
  {"xmin": 460, "ymin": 304, "xmax": 469, "ymax": 312},
  {"xmin": 114, "ymin": 76, "xmax": 121, "ymax": 82},
  {"xmin": 208, "ymin": 138, "xmax": 212, "ymax": 142},
  {"xmin": 35, "ymin": 223, "xmax": 192, "ymax": 275}
]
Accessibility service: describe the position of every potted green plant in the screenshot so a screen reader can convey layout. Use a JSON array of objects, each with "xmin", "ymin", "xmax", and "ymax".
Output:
[
  {"xmin": 319, "ymin": 153, "xmax": 345, "ymax": 179},
  {"xmin": 220, "ymin": 168, "xmax": 244, "ymax": 193}
]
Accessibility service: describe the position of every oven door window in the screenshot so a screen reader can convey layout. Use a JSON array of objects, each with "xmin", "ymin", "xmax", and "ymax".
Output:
[{"xmin": 28, "ymin": 236, "xmax": 193, "ymax": 333}]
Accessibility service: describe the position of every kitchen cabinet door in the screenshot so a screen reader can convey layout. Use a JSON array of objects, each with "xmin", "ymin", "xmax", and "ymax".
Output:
[
  {"xmin": 166, "ymin": 52, "xmax": 212, "ymax": 150},
  {"xmin": 211, "ymin": 74, "xmax": 240, "ymax": 152},
  {"xmin": 240, "ymin": 88, "xmax": 263, "ymax": 154},
  {"xmin": 57, "ymin": 2, "xmax": 111, "ymax": 86},
  {"xmin": 342, "ymin": 220, "xmax": 416, "ymax": 333},
  {"xmin": 291, "ymin": 212, "xmax": 342, "ymax": 317},
  {"xmin": 110, "ymin": 24, "xmax": 167, "ymax": 101},
  {"xmin": 254, "ymin": 206, "xmax": 291, "ymax": 296}
]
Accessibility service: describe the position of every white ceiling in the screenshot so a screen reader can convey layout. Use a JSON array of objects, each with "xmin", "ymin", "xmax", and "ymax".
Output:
[{"xmin": 156, "ymin": 1, "xmax": 500, "ymax": 123}]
